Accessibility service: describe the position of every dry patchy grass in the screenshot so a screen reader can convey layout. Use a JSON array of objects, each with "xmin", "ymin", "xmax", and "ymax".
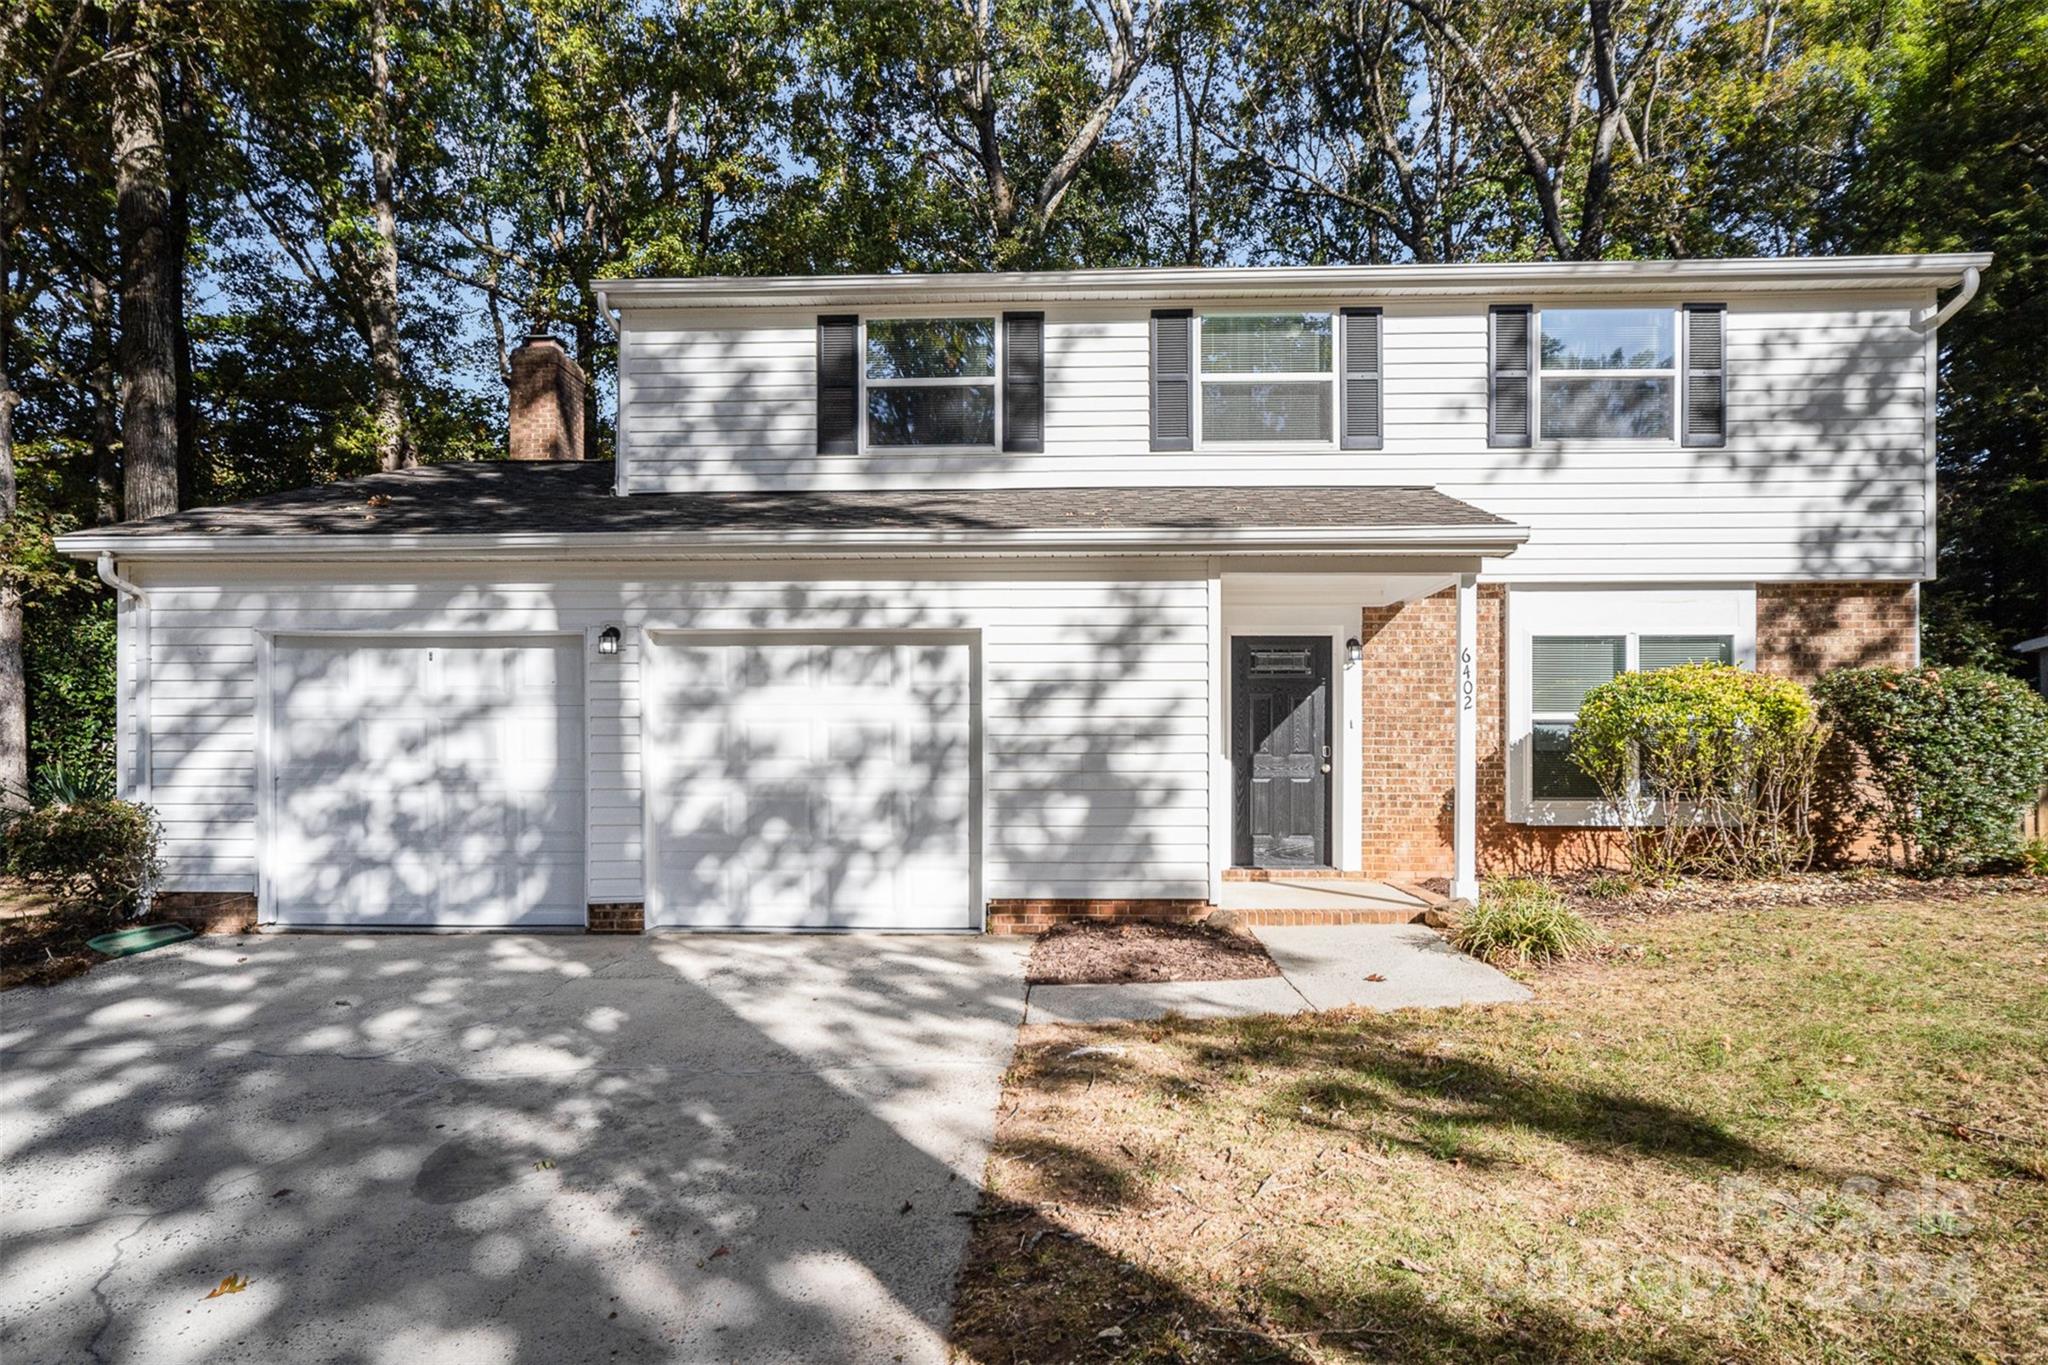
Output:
[{"xmin": 952, "ymin": 895, "xmax": 2048, "ymax": 1363}]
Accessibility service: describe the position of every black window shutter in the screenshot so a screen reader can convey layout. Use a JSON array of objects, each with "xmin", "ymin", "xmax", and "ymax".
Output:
[
  {"xmin": 1151, "ymin": 309, "xmax": 1193, "ymax": 452},
  {"xmin": 1002, "ymin": 311, "xmax": 1044, "ymax": 453},
  {"xmin": 1488, "ymin": 304, "xmax": 1533, "ymax": 448},
  {"xmin": 1681, "ymin": 302, "xmax": 1726, "ymax": 447},
  {"xmin": 816, "ymin": 314, "xmax": 859, "ymax": 454},
  {"xmin": 1340, "ymin": 307, "xmax": 1383, "ymax": 450}
]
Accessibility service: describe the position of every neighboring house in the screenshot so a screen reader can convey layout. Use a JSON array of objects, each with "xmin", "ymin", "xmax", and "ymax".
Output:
[
  {"xmin": 2018, "ymin": 635, "xmax": 2048, "ymax": 698},
  {"xmin": 55, "ymin": 254, "xmax": 1986, "ymax": 933}
]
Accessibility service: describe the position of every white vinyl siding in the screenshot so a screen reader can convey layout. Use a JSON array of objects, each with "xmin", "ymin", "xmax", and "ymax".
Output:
[
  {"xmin": 617, "ymin": 293, "xmax": 1933, "ymax": 583},
  {"xmin": 123, "ymin": 559, "xmax": 1212, "ymax": 909}
]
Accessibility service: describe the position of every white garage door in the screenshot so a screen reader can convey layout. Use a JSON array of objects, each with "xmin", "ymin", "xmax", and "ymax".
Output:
[
  {"xmin": 647, "ymin": 635, "xmax": 976, "ymax": 930},
  {"xmin": 269, "ymin": 637, "xmax": 584, "ymax": 928}
]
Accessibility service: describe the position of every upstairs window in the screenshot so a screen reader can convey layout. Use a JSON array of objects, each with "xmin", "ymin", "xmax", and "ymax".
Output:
[
  {"xmin": 1198, "ymin": 313, "xmax": 1334, "ymax": 444},
  {"xmin": 1538, "ymin": 308, "xmax": 1675, "ymax": 440},
  {"xmin": 864, "ymin": 318, "xmax": 996, "ymax": 448}
]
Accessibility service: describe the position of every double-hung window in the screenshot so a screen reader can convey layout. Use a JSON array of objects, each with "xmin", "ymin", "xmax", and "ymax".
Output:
[
  {"xmin": 1528, "ymin": 632, "xmax": 1737, "ymax": 800},
  {"xmin": 863, "ymin": 317, "xmax": 997, "ymax": 448},
  {"xmin": 1197, "ymin": 313, "xmax": 1335, "ymax": 444},
  {"xmin": 1537, "ymin": 308, "xmax": 1676, "ymax": 440}
]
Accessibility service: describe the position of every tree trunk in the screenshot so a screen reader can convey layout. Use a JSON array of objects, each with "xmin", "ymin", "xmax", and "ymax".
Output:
[
  {"xmin": 171, "ymin": 53, "xmax": 198, "ymax": 505},
  {"xmin": 110, "ymin": 2, "xmax": 179, "ymax": 520},
  {"xmin": 0, "ymin": 373, "xmax": 24, "ymax": 808},
  {"xmin": 365, "ymin": 0, "xmax": 410, "ymax": 470},
  {"xmin": 89, "ymin": 274, "xmax": 120, "ymax": 523}
]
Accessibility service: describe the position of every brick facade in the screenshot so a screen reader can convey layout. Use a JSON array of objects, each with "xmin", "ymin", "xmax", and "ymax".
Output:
[
  {"xmin": 1354, "ymin": 581, "xmax": 1918, "ymax": 883},
  {"xmin": 586, "ymin": 902, "xmax": 645, "ymax": 934}
]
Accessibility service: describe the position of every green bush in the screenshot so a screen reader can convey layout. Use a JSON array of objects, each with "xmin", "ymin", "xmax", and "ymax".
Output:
[
  {"xmin": 1815, "ymin": 666, "xmax": 2048, "ymax": 874},
  {"xmin": 1452, "ymin": 877, "xmax": 1597, "ymax": 966},
  {"xmin": 1, "ymin": 799, "xmax": 162, "ymax": 926},
  {"xmin": 1571, "ymin": 663, "xmax": 1826, "ymax": 879},
  {"xmin": 25, "ymin": 598, "xmax": 118, "ymax": 799}
]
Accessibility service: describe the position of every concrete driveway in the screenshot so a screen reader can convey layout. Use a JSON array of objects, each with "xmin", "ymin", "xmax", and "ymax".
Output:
[{"xmin": 0, "ymin": 931, "xmax": 1029, "ymax": 1364}]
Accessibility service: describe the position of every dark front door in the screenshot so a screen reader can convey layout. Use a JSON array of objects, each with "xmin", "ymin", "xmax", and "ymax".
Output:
[{"xmin": 1233, "ymin": 637, "xmax": 1332, "ymax": 869}]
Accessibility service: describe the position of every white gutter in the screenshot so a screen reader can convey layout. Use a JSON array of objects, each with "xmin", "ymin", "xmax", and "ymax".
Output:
[
  {"xmin": 1922, "ymin": 265, "xmax": 1981, "ymax": 332},
  {"xmin": 594, "ymin": 253, "xmax": 1994, "ymax": 310},
  {"xmin": 96, "ymin": 551, "xmax": 145, "ymax": 602},
  {"xmin": 56, "ymin": 522, "xmax": 1531, "ymax": 562}
]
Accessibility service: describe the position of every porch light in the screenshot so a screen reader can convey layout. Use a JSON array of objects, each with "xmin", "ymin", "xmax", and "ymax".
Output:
[
  {"xmin": 597, "ymin": 626, "xmax": 622, "ymax": 657},
  {"xmin": 1345, "ymin": 637, "xmax": 1363, "ymax": 667}
]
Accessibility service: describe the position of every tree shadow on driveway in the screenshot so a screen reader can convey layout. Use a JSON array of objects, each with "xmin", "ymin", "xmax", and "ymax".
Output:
[{"xmin": 1, "ymin": 930, "xmax": 1035, "ymax": 1363}]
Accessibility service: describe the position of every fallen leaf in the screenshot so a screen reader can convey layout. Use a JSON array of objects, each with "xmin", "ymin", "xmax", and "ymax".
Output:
[
  {"xmin": 1066, "ymin": 1045, "xmax": 1126, "ymax": 1060},
  {"xmin": 1390, "ymin": 1256, "xmax": 1432, "ymax": 1275},
  {"xmin": 1096, "ymin": 1326, "xmax": 1125, "ymax": 1340},
  {"xmin": 708, "ymin": 1245, "xmax": 731, "ymax": 1260},
  {"xmin": 533, "ymin": 1159, "xmax": 555, "ymax": 1171},
  {"xmin": 899, "ymin": 1200, "xmax": 914, "ymax": 1214},
  {"xmin": 1364, "ymin": 973, "xmax": 1387, "ymax": 983},
  {"xmin": 202, "ymin": 1274, "xmax": 250, "ymax": 1300},
  {"xmin": 270, "ymin": 1189, "xmax": 291, "ymax": 1199}
]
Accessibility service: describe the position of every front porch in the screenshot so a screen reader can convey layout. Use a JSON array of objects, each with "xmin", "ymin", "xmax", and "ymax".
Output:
[
  {"xmin": 1212, "ymin": 876, "xmax": 1432, "ymax": 924},
  {"xmin": 1212, "ymin": 567, "xmax": 1487, "ymax": 906}
]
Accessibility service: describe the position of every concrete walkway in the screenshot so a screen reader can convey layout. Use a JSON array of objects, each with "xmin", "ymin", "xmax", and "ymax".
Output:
[{"xmin": 1024, "ymin": 923, "xmax": 1530, "ymax": 1023}]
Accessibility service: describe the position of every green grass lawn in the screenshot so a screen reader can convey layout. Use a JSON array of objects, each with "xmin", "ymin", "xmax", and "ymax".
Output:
[{"xmin": 952, "ymin": 894, "xmax": 2048, "ymax": 1363}]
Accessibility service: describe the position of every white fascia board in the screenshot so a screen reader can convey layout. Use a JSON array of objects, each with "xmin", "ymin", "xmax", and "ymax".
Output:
[
  {"xmin": 56, "ymin": 522, "xmax": 1531, "ymax": 563},
  {"xmin": 594, "ymin": 254, "xmax": 1994, "ymax": 311}
]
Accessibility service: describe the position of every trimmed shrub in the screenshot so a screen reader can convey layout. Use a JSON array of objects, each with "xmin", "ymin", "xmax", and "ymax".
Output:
[
  {"xmin": 1570, "ymin": 663, "xmax": 1826, "ymax": 879},
  {"xmin": 1, "ymin": 799, "xmax": 162, "ymax": 926},
  {"xmin": 1452, "ymin": 877, "xmax": 1597, "ymax": 966},
  {"xmin": 1815, "ymin": 666, "xmax": 2048, "ymax": 874}
]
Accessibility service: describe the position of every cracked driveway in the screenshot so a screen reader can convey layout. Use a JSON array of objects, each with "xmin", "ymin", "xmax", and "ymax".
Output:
[{"xmin": 0, "ymin": 931, "xmax": 1029, "ymax": 1364}]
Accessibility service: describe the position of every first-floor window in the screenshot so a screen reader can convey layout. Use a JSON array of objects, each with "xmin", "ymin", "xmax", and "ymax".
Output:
[
  {"xmin": 1198, "ymin": 312, "xmax": 1334, "ymax": 443},
  {"xmin": 864, "ymin": 317, "xmax": 996, "ymax": 448},
  {"xmin": 1528, "ymin": 632, "xmax": 1735, "ymax": 799}
]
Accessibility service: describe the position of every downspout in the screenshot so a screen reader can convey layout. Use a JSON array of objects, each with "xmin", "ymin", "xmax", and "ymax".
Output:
[
  {"xmin": 1923, "ymin": 266, "xmax": 1980, "ymax": 332},
  {"xmin": 97, "ymin": 553, "xmax": 152, "ymax": 908},
  {"xmin": 97, "ymin": 551, "xmax": 144, "ymax": 603},
  {"xmin": 594, "ymin": 288, "xmax": 624, "ymax": 497}
]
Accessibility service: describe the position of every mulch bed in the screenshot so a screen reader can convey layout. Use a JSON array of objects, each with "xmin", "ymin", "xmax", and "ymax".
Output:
[
  {"xmin": 0, "ymin": 881, "xmax": 102, "ymax": 991},
  {"xmin": 1026, "ymin": 920, "xmax": 1281, "ymax": 985}
]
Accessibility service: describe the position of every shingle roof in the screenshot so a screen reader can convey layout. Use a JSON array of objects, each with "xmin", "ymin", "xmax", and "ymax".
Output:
[{"xmin": 68, "ymin": 460, "xmax": 1518, "ymax": 541}]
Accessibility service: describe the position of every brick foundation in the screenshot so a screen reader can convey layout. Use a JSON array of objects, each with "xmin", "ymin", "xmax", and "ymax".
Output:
[
  {"xmin": 149, "ymin": 891, "xmax": 259, "ymax": 935},
  {"xmin": 586, "ymin": 902, "xmax": 645, "ymax": 934},
  {"xmin": 1354, "ymin": 581, "xmax": 1919, "ymax": 882},
  {"xmin": 986, "ymin": 898, "xmax": 1212, "ymax": 935},
  {"xmin": 985, "ymin": 898, "xmax": 1430, "ymax": 933}
]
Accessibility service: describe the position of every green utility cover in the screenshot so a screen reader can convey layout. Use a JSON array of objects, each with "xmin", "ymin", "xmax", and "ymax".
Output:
[{"xmin": 86, "ymin": 924, "xmax": 196, "ymax": 958}]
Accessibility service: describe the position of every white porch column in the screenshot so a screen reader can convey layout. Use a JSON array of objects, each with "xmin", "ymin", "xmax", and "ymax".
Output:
[{"xmin": 1451, "ymin": 573, "xmax": 1479, "ymax": 904}]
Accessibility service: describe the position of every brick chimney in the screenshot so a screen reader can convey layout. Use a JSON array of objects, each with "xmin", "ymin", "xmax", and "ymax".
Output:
[{"xmin": 507, "ymin": 335, "xmax": 586, "ymax": 461}]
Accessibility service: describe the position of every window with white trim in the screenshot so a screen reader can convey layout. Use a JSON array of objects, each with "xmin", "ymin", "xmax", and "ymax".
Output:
[
  {"xmin": 1528, "ymin": 633, "xmax": 1735, "ymax": 799},
  {"xmin": 864, "ymin": 317, "xmax": 997, "ymax": 448},
  {"xmin": 1198, "ymin": 313, "xmax": 1334, "ymax": 444},
  {"xmin": 1538, "ymin": 307, "xmax": 1676, "ymax": 440},
  {"xmin": 1509, "ymin": 588, "xmax": 1755, "ymax": 823}
]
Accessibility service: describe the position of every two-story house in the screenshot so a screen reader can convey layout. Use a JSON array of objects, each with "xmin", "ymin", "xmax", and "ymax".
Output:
[{"xmin": 57, "ymin": 254, "xmax": 1986, "ymax": 933}]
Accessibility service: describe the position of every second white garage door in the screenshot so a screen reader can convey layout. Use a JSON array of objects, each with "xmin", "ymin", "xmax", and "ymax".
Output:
[{"xmin": 646, "ymin": 634, "xmax": 977, "ymax": 930}]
